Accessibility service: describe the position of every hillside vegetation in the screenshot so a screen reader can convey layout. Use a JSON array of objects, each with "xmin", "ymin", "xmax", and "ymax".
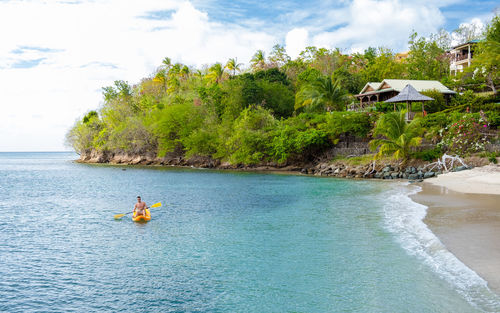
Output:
[{"xmin": 67, "ymin": 17, "xmax": 500, "ymax": 166}]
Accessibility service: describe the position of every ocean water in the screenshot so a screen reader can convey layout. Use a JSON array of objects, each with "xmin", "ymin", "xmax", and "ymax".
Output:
[{"xmin": 0, "ymin": 152, "xmax": 499, "ymax": 312}]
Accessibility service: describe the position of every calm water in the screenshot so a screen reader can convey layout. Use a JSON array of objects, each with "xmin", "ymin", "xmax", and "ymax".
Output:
[{"xmin": 0, "ymin": 152, "xmax": 499, "ymax": 312}]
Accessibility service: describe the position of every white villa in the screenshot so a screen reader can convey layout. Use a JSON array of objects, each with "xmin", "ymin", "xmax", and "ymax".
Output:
[{"xmin": 449, "ymin": 40, "xmax": 480, "ymax": 76}]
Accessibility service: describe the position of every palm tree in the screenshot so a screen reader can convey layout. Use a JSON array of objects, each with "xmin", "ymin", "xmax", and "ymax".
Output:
[
  {"xmin": 369, "ymin": 110, "xmax": 423, "ymax": 163},
  {"xmin": 295, "ymin": 75, "xmax": 347, "ymax": 112},
  {"xmin": 225, "ymin": 58, "xmax": 242, "ymax": 76},
  {"xmin": 250, "ymin": 50, "xmax": 266, "ymax": 71},
  {"xmin": 162, "ymin": 57, "xmax": 172, "ymax": 70},
  {"xmin": 180, "ymin": 65, "xmax": 190, "ymax": 81},
  {"xmin": 207, "ymin": 63, "xmax": 225, "ymax": 84}
]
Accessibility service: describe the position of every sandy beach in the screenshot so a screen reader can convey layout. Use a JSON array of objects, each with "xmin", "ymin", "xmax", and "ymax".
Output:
[{"xmin": 411, "ymin": 164, "xmax": 500, "ymax": 294}]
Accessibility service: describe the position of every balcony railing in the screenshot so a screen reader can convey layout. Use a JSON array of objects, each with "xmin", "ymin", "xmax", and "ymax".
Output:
[{"xmin": 454, "ymin": 54, "xmax": 471, "ymax": 62}]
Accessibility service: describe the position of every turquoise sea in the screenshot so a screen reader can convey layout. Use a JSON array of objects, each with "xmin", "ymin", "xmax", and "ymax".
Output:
[{"xmin": 0, "ymin": 152, "xmax": 499, "ymax": 312}]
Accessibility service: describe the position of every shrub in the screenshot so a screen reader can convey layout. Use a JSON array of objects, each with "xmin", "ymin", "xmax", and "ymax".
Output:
[
  {"xmin": 439, "ymin": 114, "xmax": 489, "ymax": 155},
  {"xmin": 485, "ymin": 111, "xmax": 500, "ymax": 128},
  {"xmin": 375, "ymin": 101, "xmax": 404, "ymax": 113},
  {"xmin": 322, "ymin": 111, "xmax": 378, "ymax": 138},
  {"xmin": 270, "ymin": 113, "xmax": 328, "ymax": 164},
  {"xmin": 420, "ymin": 89, "xmax": 446, "ymax": 113},
  {"xmin": 422, "ymin": 112, "xmax": 448, "ymax": 128},
  {"xmin": 413, "ymin": 146, "xmax": 442, "ymax": 161},
  {"xmin": 225, "ymin": 106, "xmax": 277, "ymax": 164}
]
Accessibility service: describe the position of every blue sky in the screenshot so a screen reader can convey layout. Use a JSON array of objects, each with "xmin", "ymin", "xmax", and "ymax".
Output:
[{"xmin": 0, "ymin": 0, "xmax": 497, "ymax": 151}]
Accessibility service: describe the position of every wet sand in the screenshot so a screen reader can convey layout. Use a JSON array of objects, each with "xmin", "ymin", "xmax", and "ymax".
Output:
[{"xmin": 411, "ymin": 181, "xmax": 500, "ymax": 294}]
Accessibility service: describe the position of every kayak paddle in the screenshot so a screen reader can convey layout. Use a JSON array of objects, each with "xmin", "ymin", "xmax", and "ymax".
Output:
[{"xmin": 114, "ymin": 202, "xmax": 162, "ymax": 220}]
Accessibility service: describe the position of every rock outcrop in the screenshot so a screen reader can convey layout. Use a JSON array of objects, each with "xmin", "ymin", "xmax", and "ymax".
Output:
[{"xmin": 77, "ymin": 149, "xmax": 490, "ymax": 181}]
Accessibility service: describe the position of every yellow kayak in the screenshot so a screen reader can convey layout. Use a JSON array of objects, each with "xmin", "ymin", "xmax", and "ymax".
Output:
[{"xmin": 132, "ymin": 209, "xmax": 151, "ymax": 222}]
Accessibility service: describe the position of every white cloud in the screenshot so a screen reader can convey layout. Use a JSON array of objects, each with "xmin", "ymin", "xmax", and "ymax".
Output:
[
  {"xmin": 0, "ymin": 0, "xmax": 276, "ymax": 151},
  {"xmin": 285, "ymin": 28, "xmax": 309, "ymax": 59},
  {"xmin": 450, "ymin": 18, "xmax": 485, "ymax": 46},
  {"xmin": 0, "ymin": 0, "xmax": 493, "ymax": 151},
  {"xmin": 311, "ymin": 0, "xmax": 445, "ymax": 53}
]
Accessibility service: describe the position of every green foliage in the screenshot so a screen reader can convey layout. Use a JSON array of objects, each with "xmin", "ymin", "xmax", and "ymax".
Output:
[
  {"xmin": 295, "ymin": 74, "xmax": 347, "ymax": 112},
  {"xmin": 270, "ymin": 114, "xmax": 329, "ymax": 164},
  {"xmin": 468, "ymin": 16, "xmax": 500, "ymax": 94},
  {"xmin": 254, "ymin": 68, "xmax": 290, "ymax": 85},
  {"xmin": 322, "ymin": 111, "xmax": 379, "ymax": 138},
  {"xmin": 155, "ymin": 103, "xmax": 204, "ymax": 156},
  {"xmin": 412, "ymin": 146, "xmax": 442, "ymax": 161},
  {"xmin": 448, "ymin": 90, "xmax": 485, "ymax": 111},
  {"xmin": 268, "ymin": 44, "xmax": 291, "ymax": 68},
  {"xmin": 183, "ymin": 112, "xmax": 219, "ymax": 158},
  {"xmin": 67, "ymin": 20, "xmax": 499, "ymax": 166},
  {"xmin": 258, "ymin": 80, "xmax": 295, "ymax": 118},
  {"xmin": 485, "ymin": 111, "xmax": 500, "ymax": 128},
  {"xmin": 369, "ymin": 111, "xmax": 424, "ymax": 162},
  {"xmin": 407, "ymin": 32, "xmax": 449, "ymax": 80},
  {"xmin": 225, "ymin": 106, "xmax": 276, "ymax": 164},
  {"xmin": 102, "ymin": 80, "xmax": 131, "ymax": 103},
  {"xmin": 361, "ymin": 48, "xmax": 405, "ymax": 82},
  {"xmin": 439, "ymin": 114, "xmax": 489, "ymax": 155},
  {"xmin": 483, "ymin": 151, "xmax": 500, "ymax": 164},
  {"xmin": 420, "ymin": 89, "xmax": 446, "ymax": 113},
  {"xmin": 422, "ymin": 112, "xmax": 449, "ymax": 128},
  {"xmin": 375, "ymin": 101, "xmax": 405, "ymax": 113},
  {"xmin": 82, "ymin": 110, "xmax": 98, "ymax": 124},
  {"xmin": 238, "ymin": 73, "xmax": 263, "ymax": 107},
  {"xmin": 198, "ymin": 84, "xmax": 224, "ymax": 117}
]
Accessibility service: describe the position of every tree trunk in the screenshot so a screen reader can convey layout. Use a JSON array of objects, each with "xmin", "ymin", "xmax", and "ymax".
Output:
[{"xmin": 487, "ymin": 73, "xmax": 497, "ymax": 95}]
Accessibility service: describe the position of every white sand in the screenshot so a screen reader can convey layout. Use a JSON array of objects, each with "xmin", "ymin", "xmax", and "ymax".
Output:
[{"xmin": 425, "ymin": 164, "xmax": 500, "ymax": 195}]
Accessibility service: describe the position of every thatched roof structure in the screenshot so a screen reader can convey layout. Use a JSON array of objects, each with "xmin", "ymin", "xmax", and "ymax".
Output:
[{"xmin": 384, "ymin": 84, "xmax": 434, "ymax": 103}]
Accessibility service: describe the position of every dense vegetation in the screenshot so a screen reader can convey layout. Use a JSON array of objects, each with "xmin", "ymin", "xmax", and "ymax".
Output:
[{"xmin": 67, "ymin": 16, "xmax": 500, "ymax": 165}]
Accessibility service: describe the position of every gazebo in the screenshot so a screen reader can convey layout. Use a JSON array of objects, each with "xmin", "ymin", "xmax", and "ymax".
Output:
[{"xmin": 384, "ymin": 84, "xmax": 434, "ymax": 121}]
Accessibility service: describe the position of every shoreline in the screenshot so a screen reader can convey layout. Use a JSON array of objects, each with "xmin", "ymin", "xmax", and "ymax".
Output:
[
  {"xmin": 411, "ymin": 165, "xmax": 500, "ymax": 294},
  {"xmin": 75, "ymin": 149, "xmax": 491, "ymax": 180}
]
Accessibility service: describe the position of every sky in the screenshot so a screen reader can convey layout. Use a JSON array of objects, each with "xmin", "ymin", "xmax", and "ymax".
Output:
[{"xmin": 0, "ymin": 0, "xmax": 497, "ymax": 151}]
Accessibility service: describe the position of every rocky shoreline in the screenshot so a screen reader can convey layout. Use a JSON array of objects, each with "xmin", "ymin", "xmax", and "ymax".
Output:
[{"xmin": 77, "ymin": 149, "xmax": 490, "ymax": 181}]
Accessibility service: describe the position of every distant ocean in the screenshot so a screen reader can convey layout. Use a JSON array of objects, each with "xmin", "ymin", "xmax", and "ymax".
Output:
[{"xmin": 0, "ymin": 152, "xmax": 498, "ymax": 312}]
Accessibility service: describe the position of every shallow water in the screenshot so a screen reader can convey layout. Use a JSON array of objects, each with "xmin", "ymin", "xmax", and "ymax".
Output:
[{"xmin": 0, "ymin": 152, "xmax": 498, "ymax": 312}]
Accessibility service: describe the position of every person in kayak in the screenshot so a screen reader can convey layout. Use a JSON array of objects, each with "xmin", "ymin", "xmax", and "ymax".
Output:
[{"xmin": 133, "ymin": 196, "xmax": 148, "ymax": 217}]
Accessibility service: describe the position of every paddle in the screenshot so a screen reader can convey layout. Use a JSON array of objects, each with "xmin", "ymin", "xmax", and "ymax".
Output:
[{"xmin": 114, "ymin": 202, "xmax": 162, "ymax": 220}]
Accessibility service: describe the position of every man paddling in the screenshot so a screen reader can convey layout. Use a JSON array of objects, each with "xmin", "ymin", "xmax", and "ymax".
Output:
[{"xmin": 133, "ymin": 196, "xmax": 148, "ymax": 217}]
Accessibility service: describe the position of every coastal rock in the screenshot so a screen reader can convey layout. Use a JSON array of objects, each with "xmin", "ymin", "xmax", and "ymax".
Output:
[
  {"xmin": 382, "ymin": 166, "xmax": 393, "ymax": 173},
  {"xmin": 408, "ymin": 173, "xmax": 419, "ymax": 180},
  {"xmin": 453, "ymin": 165, "xmax": 468, "ymax": 172},
  {"xmin": 374, "ymin": 172, "xmax": 383, "ymax": 179},
  {"xmin": 424, "ymin": 171, "xmax": 435, "ymax": 178}
]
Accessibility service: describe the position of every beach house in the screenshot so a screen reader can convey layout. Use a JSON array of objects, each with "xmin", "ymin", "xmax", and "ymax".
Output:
[
  {"xmin": 449, "ymin": 40, "xmax": 479, "ymax": 76},
  {"xmin": 354, "ymin": 79, "xmax": 456, "ymax": 108}
]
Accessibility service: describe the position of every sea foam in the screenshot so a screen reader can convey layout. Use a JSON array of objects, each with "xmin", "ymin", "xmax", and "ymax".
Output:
[{"xmin": 382, "ymin": 183, "xmax": 500, "ymax": 312}]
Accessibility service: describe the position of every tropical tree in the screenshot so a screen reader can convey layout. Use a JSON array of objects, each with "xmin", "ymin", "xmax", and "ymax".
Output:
[
  {"xmin": 369, "ymin": 110, "xmax": 423, "ymax": 163},
  {"xmin": 207, "ymin": 63, "xmax": 225, "ymax": 84},
  {"xmin": 162, "ymin": 57, "xmax": 172, "ymax": 70},
  {"xmin": 469, "ymin": 15, "xmax": 500, "ymax": 95},
  {"xmin": 225, "ymin": 58, "xmax": 242, "ymax": 76},
  {"xmin": 452, "ymin": 21, "xmax": 484, "ymax": 44},
  {"xmin": 250, "ymin": 50, "xmax": 266, "ymax": 71},
  {"xmin": 361, "ymin": 48, "xmax": 406, "ymax": 82},
  {"xmin": 268, "ymin": 44, "xmax": 290, "ymax": 68},
  {"xmin": 406, "ymin": 32, "xmax": 449, "ymax": 80},
  {"xmin": 295, "ymin": 74, "xmax": 347, "ymax": 112}
]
